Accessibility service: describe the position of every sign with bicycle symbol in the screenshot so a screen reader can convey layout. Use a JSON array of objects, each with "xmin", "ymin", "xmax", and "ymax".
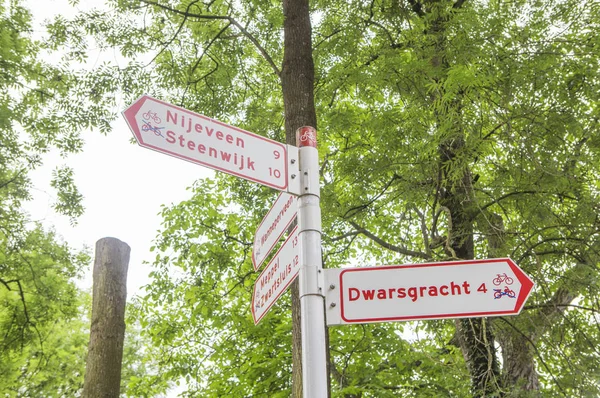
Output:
[
  {"xmin": 141, "ymin": 109, "xmax": 165, "ymax": 138},
  {"xmin": 297, "ymin": 126, "xmax": 317, "ymax": 148},
  {"xmin": 493, "ymin": 286, "xmax": 516, "ymax": 299},
  {"xmin": 492, "ymin": 272, "xmax": 516, "ymax": 300},
  {"xmin": 324, "ymin": 258, "xmax": 535, "ymax": 325},
  {"xmin": 123, "ymin": 94, "xmax": 301, "ymax": 194}
]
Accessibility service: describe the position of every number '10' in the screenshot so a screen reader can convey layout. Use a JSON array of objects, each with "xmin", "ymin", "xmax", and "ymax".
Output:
[{"xmin": 269, "ymin": 150, "xmax": 283, "ymax": 178}]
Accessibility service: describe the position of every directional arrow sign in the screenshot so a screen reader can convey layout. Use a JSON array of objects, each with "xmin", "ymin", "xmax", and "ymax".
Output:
[
  {"xmin": 123, "ymin": 94, "xmax": 296, "ymax": 192},
  {"xmin": 252, "ymin": 225, "xmax": 300, "ymax": 324},
  {"xmin": 252, "ymin": 192, "xmax": 297, "ymax": 271},
  {"xmin": 324, "ymin": 258, "xmax": 534, "ymax": 326}
]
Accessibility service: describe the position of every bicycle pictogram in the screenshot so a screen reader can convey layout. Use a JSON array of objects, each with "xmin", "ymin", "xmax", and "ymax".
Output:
[
  {"xmin": 493, "ymin": 286, "xmax": 516, "ymax": 299},
  {"xmin": 141, "ymin": 120, "xmax": 165, "ymax": 138},
  {"xmin": 300, "ymin": 130, "xmax": 316, "ymax": 145},
  {"xmin": 143, "ymin": 110, "xmax": 161, "ymax": 124},
  {"xmin": 254, "ymin": 290, "xmax": 262, "ymax": 309},
  {"xmin": 492, "ymin": 272, "xmax": 514, "ymax": 286}
]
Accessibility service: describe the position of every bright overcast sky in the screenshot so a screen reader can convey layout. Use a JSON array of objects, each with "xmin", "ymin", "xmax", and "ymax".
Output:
[{"xmin": 24, "ymin": 0, "xmax": 213, "ymax": 297}]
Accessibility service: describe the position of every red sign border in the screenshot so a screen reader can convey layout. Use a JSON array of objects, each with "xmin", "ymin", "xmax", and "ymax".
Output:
[
  {"xmin": 251, "ymin": 225, "xmax": 300, "ymax": 325},
  {"xmin": 338, "ymin": 258, "xmax": 534, "ymax": 324},
  {"xmin": 123, "ymin": 94, "xmax": 289, "ymax": 190},
  {"xmin": 252, "ymin": 192, "xmax": 297, "ymax": 271}
]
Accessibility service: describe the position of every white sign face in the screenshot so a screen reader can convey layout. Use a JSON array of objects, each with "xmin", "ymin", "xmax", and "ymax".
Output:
[
  {"xmin": 252, "ymin": 193, "xmax": 297, "ymax": 271},
  {"xmin": 324, "ymin": 258, "xmax": 534, "ymax": 326},
  {"xmin": 123, "ymin": 95, "xmax": 291, "ymax": 191},
  {"xmin": 252, "ymin": 226, "xmax": 300, "ymax": 324}
]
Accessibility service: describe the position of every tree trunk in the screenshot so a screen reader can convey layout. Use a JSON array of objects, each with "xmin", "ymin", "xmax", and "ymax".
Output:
[
  {"xmin": 424, "ymin": 0, "xmax": 505, "ymax": 393},
  {"xmin": 500, "ymin": 331, "xmax": 540, "ymax": 392},
  {"xmin": 439, "ymin": 136, "xmax": 504, "ymax": 397},
  {"xmin": 281, "ymin": 0, "xmax": 318, "ymax": 396},
  {"xmin": 455, "ymin": 318, "xmax": 503, "ymax": 397},
  {"xmin": 83, "ymin": 237, "xmax": 130, "ymax": 398}
]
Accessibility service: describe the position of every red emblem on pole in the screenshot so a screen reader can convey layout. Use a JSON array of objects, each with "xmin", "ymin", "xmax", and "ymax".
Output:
[{"xmin": 297, "ymin": 126, "xmax": 317, "ymax": 148}]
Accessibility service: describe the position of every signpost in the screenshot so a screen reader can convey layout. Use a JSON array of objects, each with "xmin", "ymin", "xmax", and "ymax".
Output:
[
  {"xmin": 124, "ymin": 96, "xmax": 536, "ymax": 398},
  {"xmin": 252, "ymin": 226, "xmax": 300, "ymax": 324},
  {"xmin": 252, "ymin": 192, "xmax": 297, "ymax": 271},
  {"xmin": 324, "ymin": 258, "xmax": 534, "ymax": 326},
  {"xmin": 122, "ymin": 94, "xmax": 299, "ymax": 194}
]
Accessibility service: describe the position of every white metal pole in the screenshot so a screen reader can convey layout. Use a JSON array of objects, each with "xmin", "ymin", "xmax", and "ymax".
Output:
[{"xmin": 296, "ymin": 126, "xmax": 328, "ymax": 398}]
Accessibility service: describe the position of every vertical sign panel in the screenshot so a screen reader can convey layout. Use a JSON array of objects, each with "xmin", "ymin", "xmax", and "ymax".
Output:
[
  {"xmin": 252, "ymin": 193, "xmax": 297, "ymax": 271},
  {"xmin": 252, "ymin": 226, "xmax": 300, "ymax": 324}
]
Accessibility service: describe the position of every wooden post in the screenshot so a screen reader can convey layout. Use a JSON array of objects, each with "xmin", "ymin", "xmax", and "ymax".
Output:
[{"xmin": 83, "ymin": 237, "xmax": 130, "ymax": 398}]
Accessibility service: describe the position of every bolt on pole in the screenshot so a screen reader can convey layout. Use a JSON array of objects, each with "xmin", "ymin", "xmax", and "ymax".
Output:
[{"xmin": 296, "ymin": 126, "xmax": 328, "ymax": 398}]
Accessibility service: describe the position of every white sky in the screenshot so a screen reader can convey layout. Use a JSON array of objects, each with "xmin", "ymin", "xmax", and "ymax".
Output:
[
  {"xmin": 17, "ymin": 2, "xmax": 237, "ymax": 397},
  {"xmin": 25, "ymin": 122, "xmax": 210, "ymax": 296},
  {"xmin": 24, "ymin": 0, "xmax": 213, "ymax": 297},
  {"xmin": 19, "ymin": 2, "xmax": 421, "ymax": 396}
]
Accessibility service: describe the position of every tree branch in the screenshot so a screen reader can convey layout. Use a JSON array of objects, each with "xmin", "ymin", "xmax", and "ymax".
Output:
[
  {"xmin": 523, "ymin": 303, "xmax": 600, "ymax": 315},
  {"xmin": 528, "ymin": 260, "xmax": 595, "ymax": 342},
  {"xmin": 326, "ymin": 230, "xmax": 360, "ymax": 243},
  {"xmin": 349, "ymin": 221, "xmax": 431, "ymax": 259},
  {"xmin": 453, "ymin": 0, "xmax": 468, "ymax": 9},
  {"xmin": 145, "ymin": 0, "xmax": 193, "ymax": 67},
  {"xmin": 413, "ymin": 206, "xmax": 432, "ymax": 258},
  {"xmin": 0, "ymin": 277, "xmax": 12, "ymax": 291},
  {"xmin": 0, "ymin": 168, "xmax": 27, "ymax": 191},
  {"xmin": 140, "ymin": 0, "xmax": 281, "ymax": 77},
  {"xmin": 407, "ymin": 0, "xmax": 425, "ymax": 17},
  {"xmin": 498, "ymin": 317, "xmax": 567, "ymax": 395},
  {"xmin": 323, "ymin": 233, "xmax": 359, "ymax": 265},
  {"xmin": 478, "ymin": 190, "xmax": 577, "ymax": 213},
  {"xmin": 342, "ymin": 174, "xmax": 399, "ymax": 219},
  {"xmin": 1, "ymin": 278, "xmax": 33, "ymax": 334}
]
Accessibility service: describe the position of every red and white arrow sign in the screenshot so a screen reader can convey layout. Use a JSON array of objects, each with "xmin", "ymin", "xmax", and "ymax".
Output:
[
  {"xmin": 122, "ymin": 95, "xmax": 295, "ymax": 192},
  {"xmin": 324, "ymin": 258, "xmax": 534, "ymax": 326},
  {"xmin": 252, "ymin": 192, "xmax": 297, "ymax": 271},
  {"xmin": 252, "ymin": 226, "xmax": 300, "ymax": 324}
]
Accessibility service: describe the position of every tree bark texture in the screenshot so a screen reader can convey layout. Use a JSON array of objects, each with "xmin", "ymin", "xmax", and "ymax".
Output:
[
  {"xmin": 422, "ymin": 0, "xmax": 506, "ymax": 394},
  {"xmin": 83, "ymin": 237, "xmax": 130, "ymax": 398},
  {"xmin": 282, "ymin": 0, "xmax": 317, "ymax": 134},
  {"xmin": 439, "ymin": 134, "xmax": 505, "ymax": 396},
  {"xmin": 437, "ymin": 80, "xmax": 505, "ymax": 398},
  {"xmin": 281, "ymin": 0, "xmax": 318, "ymax": 397},
  {"xmin": 499, "ymin": 331, "xmax": 540, "ymax": 392}
]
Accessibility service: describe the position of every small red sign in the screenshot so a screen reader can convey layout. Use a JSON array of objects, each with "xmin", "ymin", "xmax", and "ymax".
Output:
[{"xmin": 297, "ymin": 126, "xmax": 317, "ymax": 148}]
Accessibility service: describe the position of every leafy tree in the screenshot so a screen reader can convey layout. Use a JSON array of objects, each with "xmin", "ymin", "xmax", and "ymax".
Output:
[
  {"xmin": 0, "ymin": 226, "xmax": 90, "ymax": 396},
  {"xmin": 0, "ymin": 1, "xmax": 151, "ymax": 395},
  {"xmin": 59, "ymin": 0, "xmax": 600, "ymax": 396},
  {"xmin": 0, "ymin": 0, "xmax": 90, "ymax": 393},
  {"xmin": 316, "ymin": 1, "xmax": 600, "ymax": 396}
]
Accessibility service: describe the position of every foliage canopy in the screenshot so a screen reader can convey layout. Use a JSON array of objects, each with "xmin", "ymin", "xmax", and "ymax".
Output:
[
  {"xmin": 0, "ymin": 1, "xmax": 152, "ymax": 395},
  {"xmin": 28, "ymin": 0, "xmax": 600, "ymax": 396}
]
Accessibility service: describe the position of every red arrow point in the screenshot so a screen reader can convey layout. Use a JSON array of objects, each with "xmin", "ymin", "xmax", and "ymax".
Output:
[
  {"xmin": 505, "ymin": 258, "xmax": 535, "ymax": 314},
  {"xmin": 122, "ymin": 94, "xmax": 151, "ymax": 144}
]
